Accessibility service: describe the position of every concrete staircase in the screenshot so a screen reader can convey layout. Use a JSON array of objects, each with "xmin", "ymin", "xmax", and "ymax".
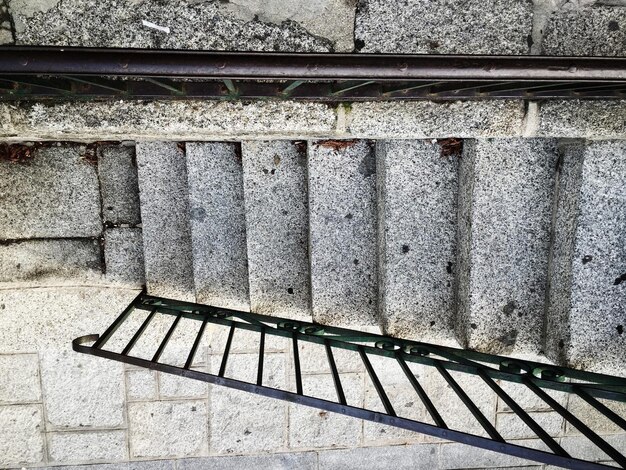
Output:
[{"xmin": 132, "ymin": 138, "xmax": 625, "ymax": 373}]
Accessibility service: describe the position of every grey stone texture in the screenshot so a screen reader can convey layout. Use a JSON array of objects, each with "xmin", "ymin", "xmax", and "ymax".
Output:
[
  {"xmin": 566, "ymin": 394, "xmax": 626, "ymax": 435},
  {"xmin": 0, "ymin": 238, "xmax": 101, "ymax": 285},
  {"xmin": 98, "ymin": 143, "xmax": 141, "ymax": 225},
  {"xmin": 14, "ymin": 0, "xmax": 333, "ymax": 51},
  {"xmin": 48, "ymin": 430, "xmax": 128, "ymax": 463},
  {"xmin": 546, "ymin": 140, "xmax": 626, "ymax": 372},
  {"xmin": 354, "ymin": 0, "xmax": 533, "ymax": 54},
  {"xmin": 178, "ymin": 452, "xmax": 317, "ymax": 470},
  {"xmin": 128, "ymin": 400, "xmax": 209, "ymax": 459},
  {"xmin": 537, "ymin": 100, "xmax": 626, "ymax": 139},
  {"xmin": 346, "ymin": 101, "xmax": 526, "ymax": 139},
  {"xmin": 104, "ymin": 228, "xmax": 145, "ymax": 286},
  {"xmin": 4, "ymin": 101, "xmax": 337, "ymax": 141},
  {"xmin": 0, "ymin": 287, "xmax": 141, "ymax": 354},
  {"xmin": 440, "ymin": 439, "xmax": 543, "ymax": 469},
  {"xmin": 241, "ymin": 141, "xmax": 311, "ymax": 320},
  {"xmin": 377, "ymin": 140, "xmax": 458, "ymax": 345},
  {"xmin": 186, "ymin": 142, "xmax": 249, "ymax": 310},
  {"xmin": 47, "ymin": 462, "xmax": 176, "ymax": 470},
  {"xmin": 126, "ymin": 369, "xmax": 157, "ymax": 401},
  {"xmin": 496, "ymin": 411, "xmax": 564, "ymax": 440},
  {"xmin": 308, "ymin": 140, "xmax": 378, "ymax": 327},
  {"xmin": 158, "ymin": 370, "xmax": 209, "ymax": 399},
  {"xmin": 0, "ymin": 404, "xmax": 45, "ymax": 466},
  {"xmin": 457, "ymin": 139, "xmax": 558, "ymax": 355},
  {"xmin": 318, "ymin": 443, "xmax": 439, "ymax": 470},
  {"xmin": 40, "ymin": 348, "xmax": 125, "ymax": 429},
  {"xmin": 0, "ymin": 353, "xmax": 41, "ymax": 404},
  {"xmin": 543, "ymin": 7, "xmax": 626, "ymax": 56},
  {"xmin": 0, "ymin": 144, "xmax": 101, "ymax": 239},
  {"xmin": 136, "ymin": 142, "xmax": 194, "ymax": 301}
]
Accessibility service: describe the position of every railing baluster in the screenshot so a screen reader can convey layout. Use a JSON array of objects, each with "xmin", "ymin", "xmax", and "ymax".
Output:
[
  {"xmin": 575, "ymin": 386, "xmax": 626, "ymax": 432},
  {"xmin": 184, "ymin": 314, "xmax": 209, "ymax": 369},
  {"xmin": 396, "ymin": 353, "xmax": 447, "ymax": 428},
  {"xmin": 121, "ymin": 307, "xmax": 157, "ymax": 356},
  {"xmin": 257, "ymin": 326, "xmax": 265, "ymax": 386},
  {"xmin": 478, "ymin": 370, "xmax": 568, "ymax": 456},
  {"xmin": 435, "ymin": 361, "xmax": 504, "ymax": 442},
  {"xmin": 218, "ymin": 324, "xmax": 236, "ymax": 377},
  {"xmin": 325, "ymin": 340, "xmax": 347, "ymax": 406},
  {"xmin": 292, "ymin": 331, "xmax": 303, "ymax": 395},
  {"xmin": 93, "ymin": 291, "xmax": 144, "ymax": 349},
  {"xmin": 359, "ymin": 346, "xmax": 396, "ymax": 416},
  {"xmin": 524, "ymin": 378, "xmax": 626, "ymax": 468},
  {"xmin": 151, "ymin": 313, "xmax": 182, "ymax": 363}
]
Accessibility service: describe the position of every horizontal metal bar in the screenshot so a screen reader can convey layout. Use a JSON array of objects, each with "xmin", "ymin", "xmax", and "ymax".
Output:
[
  {"xmin": 2, "ymin": 46, "xmax": 626, "ymax": 81},
  {"xmin": 73, "ymin": 334, "xmax": 618, "ymax": 470}
]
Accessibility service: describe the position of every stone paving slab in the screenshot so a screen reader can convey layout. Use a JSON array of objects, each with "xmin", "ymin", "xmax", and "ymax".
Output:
[
  {"xmin": 136, "ymin": 142, "xmax": 194, "ymax": 301},
  {"xmin": 0, "ymin": 404, "xmax": 45, "ymax": 467},
  {"xmin": 318, "ymin": 443, "xmax": 439, "ymax": 470},
  {"xmin": 98, "ymin": 143, "xmax": 141, "ymax": 225},
  {"xmin": 128, "ymin": 400, "xmax": 209, "ymax": 459},
  {"xmin": 104, "ymin": 228, "xmax": 145, "ymax": 286},
  {"xmin": 178, "ymin": 452, "xmax": 317, "ymax": 470},
  {"xmin": 345, "ymin": 101, "xmax": 526, "ymax": 139},
  {"xmin": 457, "ymin": 138, "xmax": 558, "ymax": 355},
  {"xmin": 0, "ymin": 353, "xmax": 41, "ymax": 404},
  {"xmin": 536, "ymin": 100, "xmax": 626, "ymax": 139},
  {"xmin": 308, "ymin": 139, "xmax": 378, "ymax": 327},
  {"xmin": 0, "ymin": 144, "xmax": 101, "ymax": 239},
  {"xmin": 47, "ymin": 430, "xmax": 128, "ymax": 464},
  {"xmin": 354, "ymin": 0, "xmax": 533, "ymax": 54},
  {"xmin": 186, "ymin": 142, "xmax": 249, "ymax": 311},
  {"xmin": 0, "ymin": 238, "xmax": 102, "ymax": 285},
  {"xmin": 40, "ymin": 348, "xmax": 125, "ymax": 430},
  {"xmin": 377, "ymin": 139, "xmax": 458, "ymax": 345},
  {"xmin": 543, "ymin": 7, "xmax": 626, "ymax": 56},
  {"xmin": 14, "ymin": 0, "xmax": 333, "ymax": 51},
  {"xmin": 241, "ymin": 141, "xmax": 311, "ymax": 320}
]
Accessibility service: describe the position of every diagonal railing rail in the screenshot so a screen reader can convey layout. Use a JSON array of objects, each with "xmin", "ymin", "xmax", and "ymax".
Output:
[
  {"xmin": 1, "ymin": 47, "xmax": 626, "ymax": 100},
  {"xmin": 74, "ymin": 292, "xmax": 626, "ymax": 470}
]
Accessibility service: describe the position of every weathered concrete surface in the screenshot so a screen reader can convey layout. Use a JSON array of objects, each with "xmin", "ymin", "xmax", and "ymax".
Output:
[
  {"xmin": 40, "ymin": 348, "xmax": 125, "ymax": 429},
  {"xmin": 377, "ymin": 140, "xmax": 458, "ymax": 345},
  {"xmin": 346, "ymin": 101, "xmax": 526, "ymax": 139},
  {"xmin": 2, "ymin": 101, "xmax": 337, "ymax": 141},
  {"xmin": 104, "ymin": 228, "xmax": 145, "ymax": 286},
  {"xmin": 98, "ymin": 143, "xmax": 141, "ymax": 225},
  {"xmin": 0, "ymin": 404, "xmax": 45, "ymax": 466},
  {"xmin": 0, "ymin": 238, "xmax": 101, "ymax": 285},
  {"xmin": 0, "ymin": 353, "xmax": 40, "ymax": 404},
  {"xmin": 242, "ymin": 141, "xmax": 311, "ymax": 320},
  {"xmin": 48, "ymin": 430, "xmax": 128, "ymax": 463},
  {"xmin": 128, "ymin": 400, "xmax": 209, "ymax": 459},
  {"xmin": 13, "ymin": 0, "xmax": 333, "ymax": 51},
  {"xmin": 536, "ymin": 100, "xmax": 626, "ymax": 139},
  {"xmin": 308, "ymin": 139, "xmax": 378, "ymax": 327},
  {"xmin": 546, "ymin": 140, "xmax": 626, "ymax": 372},
  {"xmin": 218, "ymin": 0, "xmax": 356, "ymax": 52},
  {"xmin": 0, "ymin": 144, "xmax": 101, "ymax": 239},
  {"xmin": 136, "ymin": 142, "xmax": 194, "ymax": 301},
  {"xmin": 354, "ymin": 0, "xmax": 533, "ymax": 54},
  {"xmin": 543, "ymin": 6, "xmax": 626, "ymax": 56},
  {"xmin": 186, "ymin": 142, "xmax": 249, "ymax": 310},
  {"xmin": 457, "ymin": 139, "xmax": 558, "ymax": 355}
]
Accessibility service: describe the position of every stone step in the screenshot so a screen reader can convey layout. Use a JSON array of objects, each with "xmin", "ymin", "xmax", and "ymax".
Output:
[
  {"xmin": 307, "ymin": 139, "xmax": 379, "ymax": 328},
  {"xmin": 136, "ymin": 142, "xmax": 195, "ymax": 301},
  {"xmin": 185, "ymin": 142, "xmax": 250, "ymax": 311},
  {"xmin": 241, "ymin": 141, "xmax": 312, "ymax": 321},
  {"xmin": 456, "ymin": 138, "xmax": 558, "ymax": 355},
  {"xmin": 546, "ymin": 140, "xmax": 626, "ymax": 373},
  {"xmin": 376, "ymin": 139, "xmax": 458, "ymax": 346}
]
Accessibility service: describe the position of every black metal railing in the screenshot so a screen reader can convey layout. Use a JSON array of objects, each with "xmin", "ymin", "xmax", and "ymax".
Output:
[
  {"xmin": 2, "ymin": 47, "xmax": 626, "ymax": 101},
  {"xmin": 74, "ymin": 292, "xmax": 626, "ymax": 470}
]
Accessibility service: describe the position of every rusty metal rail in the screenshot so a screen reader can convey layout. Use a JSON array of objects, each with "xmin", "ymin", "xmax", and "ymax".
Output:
[{"xmin": 1, "ymin": 47, "xmax": 626, "ymax": 100}]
